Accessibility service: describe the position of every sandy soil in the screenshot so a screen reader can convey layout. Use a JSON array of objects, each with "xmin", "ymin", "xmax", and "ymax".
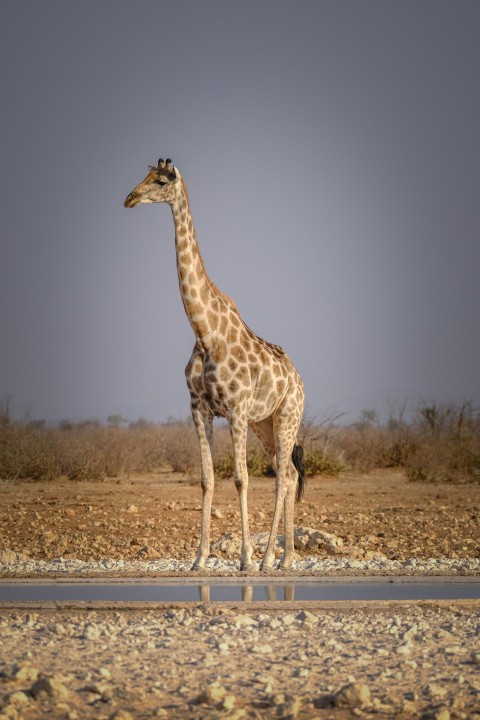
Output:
[{"xmin": 0, "ymin": 470, "xmax": 479, "ymax": 565}]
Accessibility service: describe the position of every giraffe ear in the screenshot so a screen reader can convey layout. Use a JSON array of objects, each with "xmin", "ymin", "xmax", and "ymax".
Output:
[{"xmin": 168, "ymin": 166, "xmax": 178, "ymax": 181}]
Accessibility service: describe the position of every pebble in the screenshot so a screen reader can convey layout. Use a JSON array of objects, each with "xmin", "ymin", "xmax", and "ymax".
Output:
[
  {"xmin": 196, "ymin": 680, "xmax": 228, "ymax": 705},
  {"xmin": 426, "ymin": 708, "xmax": 451, "ymax": 720},
  {"xmin": 30, "ymin": 676, "xmax": 69, "ymax": 700},
  {"xmin": 11, "ymin": 664, "xmax": 40, "ymax": 682},
  {"xmin": 470, "ymin": 650, "xmax": 480, "ymax": 665},
  {"xmin": 276, "ymin": 694, "xmax": 302, "ymax": 718},
  {"xmin": 333, "ymin": 682, "xmax": 371, "ymax": 708},
  {"xmin": 296, "ymin": 610, "xmax": 318, "ymax": 624},
  {"xmin": 444, "ymin": 645, "xmax": 462, "ymax": 655},
  {"xmin": 83, "ymin": 623, "xmax": 101, "ymax": 640},
  {"xmin": 423, "ymin": 683, "xmax": 448, "ymax": 699},
  {"xmin": 234, "ymin": 615, "xmax": 258, "ymax": 628},
  {"xmin": 7, "ymin": 691, "xmax": 31, "ymax": 706},
  {"xmin": 109, "ymin": 711, "xmax": 134, "ymax": 720},
  {"xmin": 252, "ymin": 644, "xmax": 273, "ymax": 654}
]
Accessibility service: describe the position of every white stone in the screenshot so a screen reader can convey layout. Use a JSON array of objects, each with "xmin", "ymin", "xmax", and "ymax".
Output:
[
  {"xmin": 252, "ymin": 644, "xmax": 273, "ymax": 654},
  {"xmin": 333, "ymin": 682, "xmax": 371, "ymax": 708}
]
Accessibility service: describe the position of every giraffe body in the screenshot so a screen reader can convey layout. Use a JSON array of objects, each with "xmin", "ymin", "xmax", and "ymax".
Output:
[{"xmin": 125, "ymin": 159, "xmax": 305, "ymax": 571}]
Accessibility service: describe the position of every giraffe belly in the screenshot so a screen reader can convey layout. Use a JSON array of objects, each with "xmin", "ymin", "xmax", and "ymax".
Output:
[
  {"xmin": 247, "ymin": 390, "xmax": 285, "ymax": 423},
  {"xmin": 247, "ymin": 363, "xmax": 290, "ymax": 422}
]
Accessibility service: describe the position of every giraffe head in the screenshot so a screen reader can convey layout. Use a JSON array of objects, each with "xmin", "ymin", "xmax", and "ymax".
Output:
[{"xmin": 124, "ymin": 158, "xmax": 180, "ymax": 208}]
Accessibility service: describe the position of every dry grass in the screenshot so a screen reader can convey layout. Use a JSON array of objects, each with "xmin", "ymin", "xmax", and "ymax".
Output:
[{"xmin": 1, "ymin": 397, "xmax": 479, "ymax": 483}]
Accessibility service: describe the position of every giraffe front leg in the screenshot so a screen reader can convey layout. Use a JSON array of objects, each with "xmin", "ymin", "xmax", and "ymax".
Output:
[
  {"xmin": 191, "ymin": 408, "xmax": 215, "ymax": 571},
  {"xmin": 229, "ymin": 415, "xmax": 257, "ymax": 573}
]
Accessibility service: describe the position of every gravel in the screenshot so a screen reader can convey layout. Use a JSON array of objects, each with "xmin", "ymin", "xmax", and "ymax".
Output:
[
  {"xmin": 1, "ymin": 604, "xmax": 479, "ymax": 719},
  {"xmin": 1, "ymin": 550, "xmax": 479, "ymax": 576}
]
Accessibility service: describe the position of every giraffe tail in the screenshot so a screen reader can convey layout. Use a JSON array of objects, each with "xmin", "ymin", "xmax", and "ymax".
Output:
[{"xmin": 292, "ymin": 444, "xmax": 306, "ymax": 502}]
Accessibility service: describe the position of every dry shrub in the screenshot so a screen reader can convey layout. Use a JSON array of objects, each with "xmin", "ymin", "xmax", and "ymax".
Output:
[
  {"xmin": 329, "ymin": 425, "xmax": 415, "ymax": 474},
  {"xmin": 403, "ymin": 401, "xmax": 480, "ymax": 482},
  {"xmin": 158, "ymin": 420, "xmax": 199, "ymax": 474},
  {"xmin": 298, "ymin": 412, "xmax": 348, "ymax": 476},
  {"xmin": 212, "ymin": 425, "xmax": 271, "ymax": 478},
  {"xmin": 329, "ymin": 400, "xmax": 480, "ymax": 482},
  {"xmin": 296, "ymin": 400, "xmax": 480, "ymax": 482},
  {"xmin": 1, "ymin": 397, "xmax": 479, "ymax": 483},
  {"xmin": 0, "ymin": 410, "xmax": 165, "ymax": 481}
]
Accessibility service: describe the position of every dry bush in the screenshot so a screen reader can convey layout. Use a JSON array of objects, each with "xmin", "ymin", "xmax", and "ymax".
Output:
[
  {"xmin": 1, "ymin": 397, "xmax": 479, "ymax": 483},
  {"xmin": 330, "ymin": 425, "xmax": 415, "ymax": 474},
  {"xmin": 0, "ymin": 409, "xmax": 165, "ymax": 481},
  {"xmin": 157, "ymin": 420, "xmax": 199, "ymax": 474},
  {"xmin": 297, "ymin": 411, "xmax": 348, "ymax": 476},
  {"xmin": 403, "ymin": 400, "xmax": 480, "ymax": 482},
  {"xmin": 324, "ymin": 400, "xmax": 480, "ymax": 481},
  {"xmin": 212, "ymin": 425, "xmax": 272, "ymax": 478}
]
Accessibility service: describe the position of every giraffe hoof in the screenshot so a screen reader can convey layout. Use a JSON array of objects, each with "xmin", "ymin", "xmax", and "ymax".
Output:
[
  {"xmin": 191, "ymin": 560, "xmax": 206, "ymax": 572},
  {"xmin": 240, "ymin": 562, "xmax": 258, "ymax": 574},
  {"xmin": 259, "ymin": 561, "xmax": 274, "ymax": 572},
  {"xmin": 260, "ymin": 552, "xmax": 276, "ymax": 571},
  {"xmin": 279, "ymin": 552, "xmax": 296, "ymax": 569}
]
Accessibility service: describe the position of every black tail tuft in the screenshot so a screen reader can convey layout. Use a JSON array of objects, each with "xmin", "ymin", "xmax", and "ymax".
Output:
[{"xmin": 292, "ymin": 444, "xmax": 306, "ymax": 502}]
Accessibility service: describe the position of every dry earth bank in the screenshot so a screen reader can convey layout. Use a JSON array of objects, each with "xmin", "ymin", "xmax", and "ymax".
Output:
[{"xmin": 0, "ymin": 470, "xmax": 479, "ymax": 566}]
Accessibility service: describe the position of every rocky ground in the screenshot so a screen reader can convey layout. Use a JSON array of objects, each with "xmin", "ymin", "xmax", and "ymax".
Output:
[
  {"xmin": 0, "ymin": 470, "xmax": 479, "ymax": 567},
  {"xmin": 1, "ymin": 470, "xmax": 479, "ymax": 719},
  {"xmin": 1, "ymin": 603, "xmax": 479, "ymax": 719}
]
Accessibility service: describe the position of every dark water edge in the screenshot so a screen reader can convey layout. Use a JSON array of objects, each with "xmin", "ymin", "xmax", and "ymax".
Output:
[{"xmin": 0, "ymin": 580, "xmax": 479, "ymax": 603}]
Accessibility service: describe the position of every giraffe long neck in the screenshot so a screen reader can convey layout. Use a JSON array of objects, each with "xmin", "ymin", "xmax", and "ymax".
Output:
[{"xmin": 170, "ymin": 181, "xmax": 221, "ymax": 346}]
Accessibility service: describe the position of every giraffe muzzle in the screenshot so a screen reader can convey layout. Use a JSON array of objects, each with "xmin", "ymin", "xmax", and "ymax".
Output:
[{"xmin": 124, "ymin": 191, "xmax": 139, "ymax": 208}]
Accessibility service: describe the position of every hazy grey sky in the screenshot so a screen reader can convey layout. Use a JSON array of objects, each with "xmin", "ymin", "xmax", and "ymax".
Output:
[{"xmin": 1, "ymin": 1, "xmax": 479, "ymax": 423}]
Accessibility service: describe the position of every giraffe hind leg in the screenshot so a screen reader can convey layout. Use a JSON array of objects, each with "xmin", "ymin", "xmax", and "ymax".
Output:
[
  {"xmin": 250, "ymin": 416, "xmax": 276, "ymax": 467},
  {"xmin": 251, "ymin": 415, "xmax": 300, "ymax": 570},
  {"xmin": 260, "ymin": 383, "xmax": 304, "ymax": 571}
]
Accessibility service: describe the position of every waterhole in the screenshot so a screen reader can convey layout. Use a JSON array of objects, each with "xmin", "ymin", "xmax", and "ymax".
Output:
[{"xmin": 0, "ymin": 577, "xmax": 478, "ymax": 603}]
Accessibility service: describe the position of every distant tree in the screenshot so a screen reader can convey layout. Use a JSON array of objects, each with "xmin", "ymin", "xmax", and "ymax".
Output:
[
  {"xmin": 28, "ymin": 419, "xmax": 46, "ymax": 430},
  {"xmin": 355, "ymin": 408, "xmax": 379, "ymax": 430},
  {"xmin": 107, "ymin": 414, "xmax": 128, "ymax": 427},
  {"xmin": 0, "ymin": 394, "xmax": 14, "ymax": 426},
  {"xmin": 129, "ymin": 417, "xmax": 153, "ymax": 430}
]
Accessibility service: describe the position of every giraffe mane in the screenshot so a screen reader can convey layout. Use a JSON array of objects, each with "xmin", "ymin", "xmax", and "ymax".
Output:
[{"xmin": 180, "ymin": 176, "xmax": 238, "ymax": 311}]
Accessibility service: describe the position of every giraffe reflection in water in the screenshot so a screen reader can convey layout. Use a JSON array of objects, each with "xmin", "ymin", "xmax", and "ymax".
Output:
[{"xmin": 197, "ymin": 584, "xmax": 296, "ymax": 602}]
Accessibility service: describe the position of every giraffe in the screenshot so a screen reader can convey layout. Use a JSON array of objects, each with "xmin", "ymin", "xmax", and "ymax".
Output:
[{"xmin": 124, "ymin": 158, "xmax": 305, "ymax": 572}]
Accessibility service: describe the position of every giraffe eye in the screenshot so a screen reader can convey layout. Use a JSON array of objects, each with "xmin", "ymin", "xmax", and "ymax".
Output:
[{"xmin": 154, "ymin": 179, "xmax": 166, "ymax": 186}]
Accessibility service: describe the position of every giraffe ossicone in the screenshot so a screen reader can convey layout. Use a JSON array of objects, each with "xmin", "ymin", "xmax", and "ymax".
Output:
[{"xmin": 124, "ymin": 158, "xmax": 305, "ymax": 572}]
